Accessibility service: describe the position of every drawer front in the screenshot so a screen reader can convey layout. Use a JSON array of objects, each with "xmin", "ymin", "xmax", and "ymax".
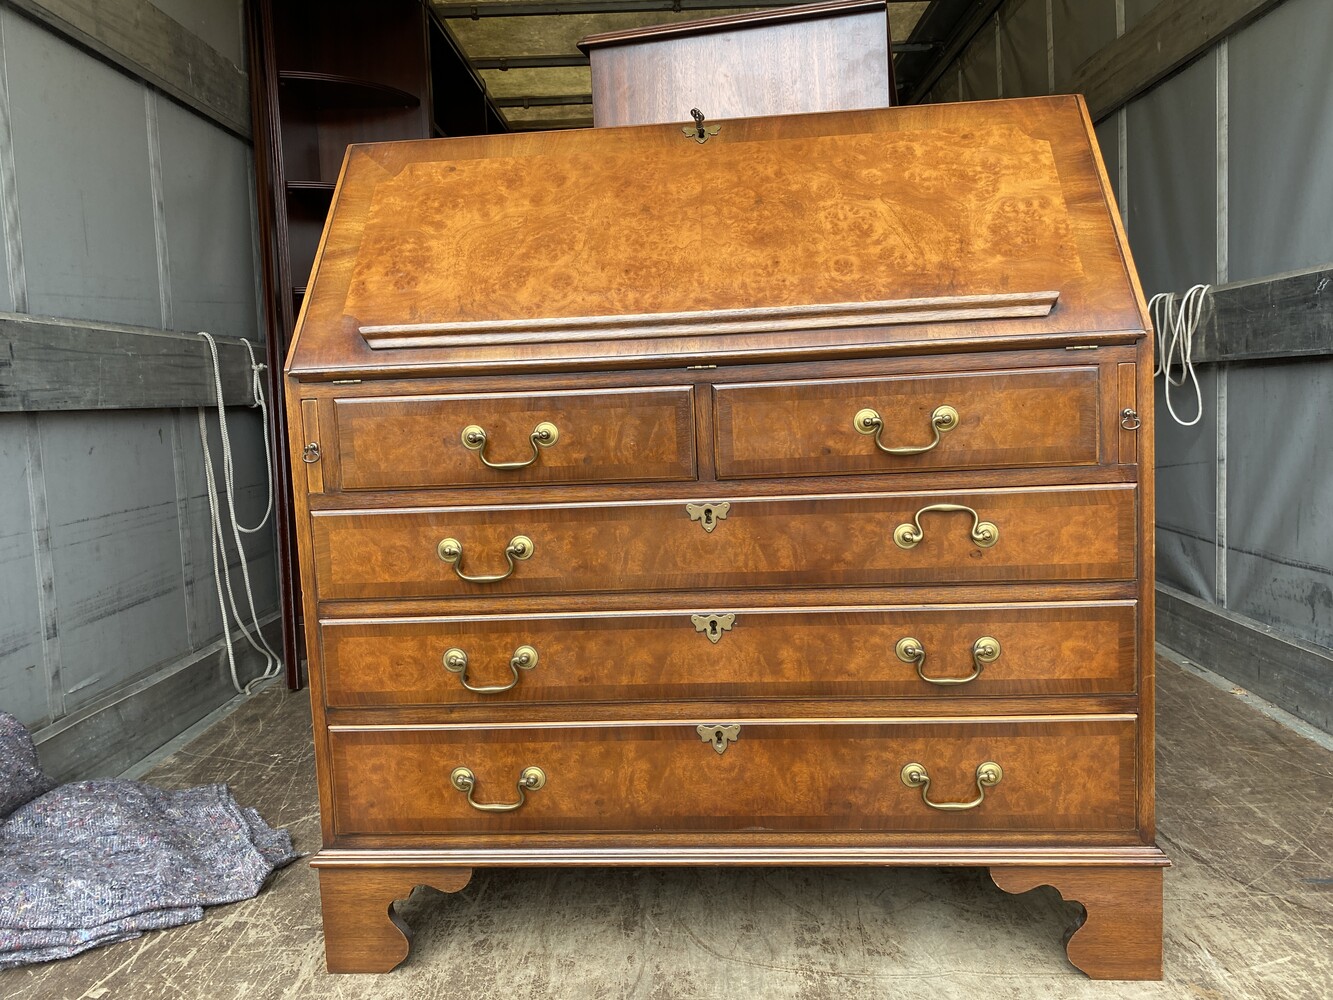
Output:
[
  {"xmin": 310, "ymin": 486, "xmax": 1137, "ymax": 600},
  {"xmin": 328, "ymin": 718, "xmax": 1137, "ymax": 835},
  {"xmin": 333, "ymin": 386, "xmax": 696, "ymax": 489},
  {"xmin": 321, "ymin": 602, "xmax": 1137, "ymax": 707},
  {"xmin": 714, "ymin": 367, "xmax": 1102, "ymax": 479}
]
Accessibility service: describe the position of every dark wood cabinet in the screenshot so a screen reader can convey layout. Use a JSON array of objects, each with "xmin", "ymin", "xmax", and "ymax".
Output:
[
  {"xmin": 579, "ymin": 0, "xmax": 898, "ymax": 128},
  {"xmin": 246, "ymin": 0, "xmax": 507, "ymax": 686}
]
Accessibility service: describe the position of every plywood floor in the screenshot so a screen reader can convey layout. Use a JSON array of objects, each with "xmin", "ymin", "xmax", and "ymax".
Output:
[{"xmin": 3, "ymin": 656, "xmax": 1330, "ymax": 1000}]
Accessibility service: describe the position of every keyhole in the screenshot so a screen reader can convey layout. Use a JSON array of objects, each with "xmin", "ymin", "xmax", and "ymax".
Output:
[
  {"xmin": 714, "ymin": 733, "xmax": 724, "ymax": 750},
  {"xmin": 703, "ymin": 509, "xmax": 713, "ymax": 525},
  {"xmin": 709, "ymin": 620, "xmax": 719, "ymax": 637}
]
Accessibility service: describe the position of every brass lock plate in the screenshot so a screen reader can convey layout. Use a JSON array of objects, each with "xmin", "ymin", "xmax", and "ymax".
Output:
[
  {"xmin": 691, "ymin": 613, "xmax": 736, "ymax": 644},
  {"xmin": 697, "ymin": 724, "xmax": 740, "ymax": 754}
]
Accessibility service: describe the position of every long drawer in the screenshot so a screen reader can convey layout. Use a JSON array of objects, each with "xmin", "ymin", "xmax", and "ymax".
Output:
[
  {"xmin": 309, "ymin": 486, "xmax": 1137, "ymax": 600},
  {"xmin": 714, "ymin": 366, "xmax": 1104, "ymax": 479},
  {"xmin": 332, "ymin": 386, "xmax": 696, "ymax": 489},
  {"xmin": 327, "ymin": 718, "xmax": 1137, "ymax": 835},
  {"xmin": 320, "ymin": 602, "xmax": 1137, "ymax": 706}
]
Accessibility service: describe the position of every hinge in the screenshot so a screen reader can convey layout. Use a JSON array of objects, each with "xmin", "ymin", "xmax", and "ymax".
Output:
[
  {"xmin": 331, "ymin": 378, "xmax": 362, "ymax": 384},
  {"xmin": 1064, "ymin": 345, "xmax": 1099, "ymax": 351},
  {"xmin": 686, "ymin": 364, "xmax": 717, "ymax": 370}
]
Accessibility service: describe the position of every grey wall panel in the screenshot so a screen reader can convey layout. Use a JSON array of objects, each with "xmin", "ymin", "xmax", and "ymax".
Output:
[
  {"xmin": 1051, "ymin": 0, "xmax": 1116, "ymax": 92},
  {"xmin": 933, "ymin": 69, "xmax": 961, "ymax": 105},
  {"xmin": 1, "ymin": 10, "xmax": 160, "ymax": 328},
  {"xmin": 1154, "ymin": 370, "xmax": 1217, "ymax": 600},
  {"xmin": 1094, "ymin": 112, "xmax": 1122, "ymax": 208},
  {"xmin": 1228, "ymin": 0, "xmax": 1333, "ymax": 282},
  {"xmin": 0, "ymin": 12, "xmax": 17, "ymax": 315},
  {"xmin": 958, "ymin": 24, "xmax": 999, "ymax": 101},
  {"xmin": 39, "ymin": 410, "xmax": 189, "ymax": 711},
  {"xmin": 156, "ymin": 97, "xmax": 259, "ymax": 339},
  {"xmin": 0, "ymin": 414, "xmax": 45, "ymax": 727},
  {"xmin": 1124, "ymin": 0, "xmax": 1160, "ymax": 31},
  {"xmin": 148, "ymin": 0, "xmax": 245, "ymax": 67},
  {"xmin": 1125, "ymin": 49, "xmax": 1217, "ymax": 297},
  {"xmin": 1225, "ymin": 361, "xmax": 1333, "ymax": 648},
  {"xmin": 999, "ymin": 0, "xmax": 1049, "ymax": 97}
]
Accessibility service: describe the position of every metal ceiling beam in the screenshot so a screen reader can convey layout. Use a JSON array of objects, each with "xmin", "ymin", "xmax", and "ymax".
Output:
[
  {"xmin": 493, "ymin": 93, "xmax": 594, "ymax": 107},
  {"xmin": 436, "ymin": 1, "xmax": 919, "ymax": 17}
]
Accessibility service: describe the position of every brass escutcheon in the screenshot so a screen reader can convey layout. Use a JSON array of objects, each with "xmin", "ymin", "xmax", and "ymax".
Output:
[
  {"xmin": 895, "ymin": 635, "xmax": 1001, "ymax": 686},
  {"xmin": 437, "ymin": 534, "xmax": 533, "ymax": 583},
  {"xmin": 697, "ymin": 724, "xmax": 740, "ymax": 755},
  {"xmin": 893, "ymin": 503, "xmax": 998, "ymax": 550},
  {"xmin": 461, "ymin": 421, "xmax": 558, "ymax": 470},
  {"xmin": 450, "ymin": 765, "xmax": 545, "ymax": 812},
  {"xmin": 900, "ymin": 760, "xmax": 1003, "ymax": 811},
  {"xmin": 686, "ymin": 502, "xmax": 730, "ymax": 533},
  {"xmin": 443, "ymin": 644, "xmax": 538, "ymax": 694},
  {"xmin": 691, "ymin": 613, "xmax": 736, "ymax": 644},
  {"xmin": 854, "ymin": 404, "xmax": 959, "ymax": 455},
  {"xmin": 682, "ymin": 108, "xmax": 721, "ymax": 144}
]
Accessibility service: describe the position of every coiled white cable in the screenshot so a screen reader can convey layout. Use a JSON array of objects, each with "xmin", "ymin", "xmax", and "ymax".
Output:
[
  {"xmin": 197, "ymin": 331, "xmax": 283, "ymax": 694},
  {"xmin": 1149, "ymin": 283, "xmax": 1211, "ymax": 427}
]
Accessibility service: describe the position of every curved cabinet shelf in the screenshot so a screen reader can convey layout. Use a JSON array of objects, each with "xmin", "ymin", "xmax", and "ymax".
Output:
[{"xmin": 278, "ymin": 71, "xmax": 420, "ymax": 109}]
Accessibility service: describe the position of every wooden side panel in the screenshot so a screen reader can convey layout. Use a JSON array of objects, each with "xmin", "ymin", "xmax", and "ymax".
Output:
[
  {"xmin": 334, "ymin": 386, "xmax": 696, "ymax": 489},
  {"xmin": 309, "ymin": 486, "xmax": 1138, "ymax": 600},
  {"xmin": 715, "ymin": 367, "xmax": 1102, "ymax": 479},
  {"xmin": 327, "ymin": 718, "xmax": 1139, "ymax": 835},
  {"xmin": 320, "ymin": 602, "xmax": 1138, "ymax": 706}
]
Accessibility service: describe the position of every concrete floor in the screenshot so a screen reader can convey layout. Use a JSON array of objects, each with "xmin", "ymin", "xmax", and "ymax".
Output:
[{"xmin": 3, "ymin": 654, "xmax": 1330, "ymax": 1000}]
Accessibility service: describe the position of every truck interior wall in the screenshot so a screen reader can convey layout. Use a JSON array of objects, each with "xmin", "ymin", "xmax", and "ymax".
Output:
[
  {"xmin": 0, "ymin": 1, "xmax": 278, "ymax": 776},
  {"xmin": 920, "ymin": 0, "xmax": 1333, "ymax": 730}
]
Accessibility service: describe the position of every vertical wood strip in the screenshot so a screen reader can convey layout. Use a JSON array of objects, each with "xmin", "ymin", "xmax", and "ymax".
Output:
[
  {"xmin": 145, "ymin": 88, "xmax": 173, "ymax": 330},
  {"xmin": 1045, "ymin": 0, "xmax": 1055, "ymax": 94},
  {"xmin": 0, "ymin": 15, "xmax": 28, "ymax": 312},
  {"xmin": 1214, "ymin": 40, "xmax": 1229, "ymax": 607},
  {"xmin": 1118, "ymin": 362, "xmax": 1138, "ymax": 465},
  {"xmin": 24, "ymin": 414, "xmax": 63, "ymax": 721},
  {"xmin": 300, "ymin": 398, "xmax": 324, "ymax": 495},
  {"xmin": 171, "ymin": 409, "xmax": 199, "ymax": 649}
]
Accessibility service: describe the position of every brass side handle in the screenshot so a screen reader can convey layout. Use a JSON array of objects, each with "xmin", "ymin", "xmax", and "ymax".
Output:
[
  {"xmin": 450, "ymin": 765, "xmax": 545, "ymax": 813},
  {"xmin": 893, "ymin": 503, "xmax": 998, "ymax": 549},
  {"xmin": 895, "ymin": 636, "xmax": 1001, "ymax": 686},
  {"xmin": 443, "ymin": 644, "xmax": 538, "ymax": 693},
  {"xmin": 437, "ymin": 535, "xmax": 533, "ymax": 583},
  {"xmin": 900, "ymin": 761, "xmax": 1003, "ymax": 811},
  {"xmin": 854, "ymin": 404, "xmax": 958, "ymax": 455},
  {"xmin": 461, "ymin": 421, "xmax": 558, "ymax": 470}
]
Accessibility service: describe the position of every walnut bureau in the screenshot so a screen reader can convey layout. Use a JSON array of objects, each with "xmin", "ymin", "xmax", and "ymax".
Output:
[{"xmin": 285, "ymin": 96, "xmax": 1166, "ymax": 979}]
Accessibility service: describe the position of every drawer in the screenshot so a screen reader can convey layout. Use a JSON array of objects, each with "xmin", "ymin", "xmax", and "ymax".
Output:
[
  {"xmin": 320, "ymin": 602, "xmax": 1137, "ymax": 707},
  {"xmin": 310, "ymin": 486, "xmax": 1137, "ymax": 600},
  {"xmin": 327, "ymin": 718, "xmax": 1137, "ymax": 835},
  {"xmin": 332, "ymin": 386, "xmax": 696, "ymax": 489},
  {"xmin": 714, "ymin": 367, "xmax": 1102, "ymax": 479}
]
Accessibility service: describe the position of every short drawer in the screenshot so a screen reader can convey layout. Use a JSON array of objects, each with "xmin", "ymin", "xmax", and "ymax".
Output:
[
  {"xmin": 320, "ymin": 602, "xmax": 1137, "ymax": 707},
  {"xmin": 309, "ymin": 485, "xmax": 1137, "ymax": 600},
  {"xmin": 332, "ymin": 386, "xmax": 696, "ymax": 489},
  {"xmin": 714, "ymin": 367, "xmax": 1102, "ymax": 479},
  {"xmin": 327, "ymin": 718, "xmax": 1138, "ymax": 835}
]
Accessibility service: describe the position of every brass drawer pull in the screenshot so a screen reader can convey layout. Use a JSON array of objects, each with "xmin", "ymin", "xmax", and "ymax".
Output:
[
  {"xmin": 461, "ymin": 421, "xmax": 558, "ymax": 470},
  {"xmin": 443, "ymin": 644, "xmax": 538, "ymax": 693},
  {"xmin": 895, "ymin": 635, "xmax": 1001, "ymax": 686},
  {"xmin": 450, "ymin": 765, "xmax": 545, "ymax": 812},
  {"xmin": 437, "ymin": 534, "xmax": 533, "ymax": 583},
  {"xmin": 900, "ymin": 761, "xmax": 1003, "ymax": 811},
  {"xmin": 893, "ymin": 503, "xmax": 998, "ymax": 549},
  {"xmin": 854, "ymin": 404, "xmax": 958, "ymax": 455}
]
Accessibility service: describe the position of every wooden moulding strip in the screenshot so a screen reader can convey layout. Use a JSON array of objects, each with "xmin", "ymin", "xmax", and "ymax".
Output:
[
  {"xmin": 359, "ymin": 290, "xmax": 1061, "ymax": 349},
  {"xmin": 311, "ymin": 846, "xmax": 1172, "ymax": 868}
]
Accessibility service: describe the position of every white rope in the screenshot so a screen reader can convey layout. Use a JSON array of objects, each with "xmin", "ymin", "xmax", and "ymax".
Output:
[
  {"xmin": 1149, "ymin": 283, "xmax": 1211, "ymax": 427},
  {"xmin": 197, "ymin": 331, "xmax": 283, "ymax": 695}
]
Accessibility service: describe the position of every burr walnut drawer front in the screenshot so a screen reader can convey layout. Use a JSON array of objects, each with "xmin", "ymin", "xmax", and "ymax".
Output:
[
  {"xmin": 320, "ymin": 602, "xmax": 1137, "ymax": 707},
  {"xmin": 713, "ymin": 366, "xmax": 1103, "ymax": 479},
  {"xmin": 326, "ymin": 718, "xmax": 1137, "ymax": 835},
  {"xmin": 308, "ymin": 486, "xmax": 1137, "ymax": 600},
  {"xmin": 332, "ymin": 386, "xmax": 696, "ymax": 490}
]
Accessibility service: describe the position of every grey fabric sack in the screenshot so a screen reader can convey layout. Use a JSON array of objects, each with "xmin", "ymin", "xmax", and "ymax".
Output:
[{"xmin": 0, "ymin": 710, "xmax": 55, "ymax": 819}]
